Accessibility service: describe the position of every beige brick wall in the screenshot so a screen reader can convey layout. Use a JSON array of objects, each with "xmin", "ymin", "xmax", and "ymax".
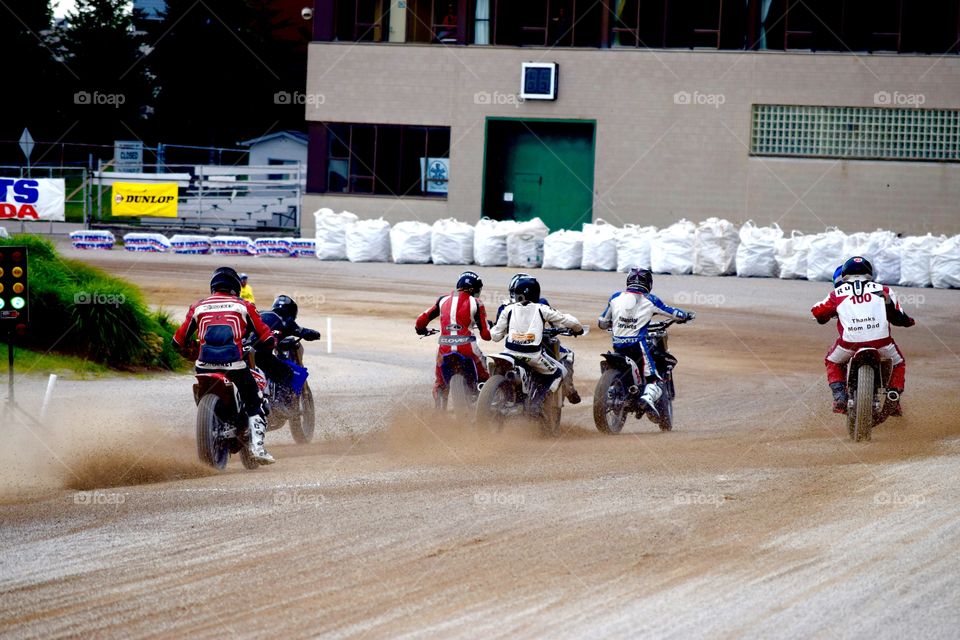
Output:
[{"xmin": 305, "ymin": 43, "xmax": 960, "ymax": 235}]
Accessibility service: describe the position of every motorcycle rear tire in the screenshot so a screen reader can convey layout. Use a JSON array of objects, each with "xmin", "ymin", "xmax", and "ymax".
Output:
[
  {"xmin": 593, "ymin": 369, "xmax": 627, "ymax": 434},
  {"xmin": 290, "ymin": 382, "xmax": 316, "ymax": 444},
  {"xmin": 540, "ymin": 391, "xmax": 562, "ymax": 438},
  {"xmin": 850, "ymin": 365, "xmax": 875, "ymax": 442},
  {"xmin": 449, "ymin": 374, "xmax": 472, "ymax": 420},
  {"xmin": 197, "ymin": 393, "xmax": 230, "ymax": 470}
]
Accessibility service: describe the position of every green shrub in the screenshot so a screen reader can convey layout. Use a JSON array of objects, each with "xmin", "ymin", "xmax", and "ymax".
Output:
[{"xmin": 0, "ymin": 235, "xmax": 185, "ymax": 371}]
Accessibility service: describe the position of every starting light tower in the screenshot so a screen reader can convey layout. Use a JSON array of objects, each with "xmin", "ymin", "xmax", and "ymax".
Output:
[{"xmin": 0, "ymin": 246, "xmax": 29, "ymax": 411}]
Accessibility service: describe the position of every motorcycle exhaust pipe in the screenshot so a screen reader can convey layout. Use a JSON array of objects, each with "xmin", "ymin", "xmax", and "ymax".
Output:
[
  {"xmin": 505, "ymin": 371, "xmax": 518, "ymax": 382},
  {"xmin": 628, "ymin": 385, "xmax": 640, "ymax": 395},
  {"xmin": 886, "ymin": 390, "xmax": 900, "ymax": 403}
]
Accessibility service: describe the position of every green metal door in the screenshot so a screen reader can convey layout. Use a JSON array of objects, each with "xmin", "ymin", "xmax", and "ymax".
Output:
[{"xmin": 484, "ymin": 119, "xmax": 596, "ymax": 231}]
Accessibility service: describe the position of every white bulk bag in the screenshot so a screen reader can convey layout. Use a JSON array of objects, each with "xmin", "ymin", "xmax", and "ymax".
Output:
[
  {"xmin": 542, "ymin": 230, "xmax": 583, "ymax": 270},
  {"xmin": 805, "ymin": 228, "xmax": 847, "ymax": 282},
  {"xmin": 693, "ymin": 217, "xmax": 739, "ymax": 276},
  {"xmin": 389, "ymin": 221, "xmax": 432, "ymax": 264},
  {"xmin": 842, "ymin": 231, "xmax": 871, "ymax": 258},
  {"xmin": 775, "ymin": 231, "xmax": 811, "ymax": 280},
  {"xmin": 899, "ymin": 233, "xmax": 946, "ymax": 288},
  {"xmin": 861, "ymin": 230, "xmax": 902, "ymax": 285},
  {"xmin": 735, "ymin": 221, "xmax": 782, "ymax": 278},
  {"xmin": 474, "ymin": 217, "xmax": 517, "ymax": 266},
  {"xmin": 931, "ymin": 235, "xmax": 960, "ymax": 289},
  {"xmin": 616, "ymin": 225, "xmax": 657, "ymax": 272},
  {"xmin": 507, "ymin": 217, "xmax": 549, "ymax": 269},
  {"xmin": 314, "ymin": 208, "xmax": 358, "ymax": 260},
  {"xmin": 650, "ymin": 219, "xmax": 695, "ymax": 275},
  {"xmin": 581, "ymin": 219, "xmax": 619, "ymax": 271},
  {"xmin": 430, "ymin": 218, "xmax": 474, "ymax": 265},
  {"xmin": 345, "ymin": 218, "xmax": 391, "ymax": 262}
]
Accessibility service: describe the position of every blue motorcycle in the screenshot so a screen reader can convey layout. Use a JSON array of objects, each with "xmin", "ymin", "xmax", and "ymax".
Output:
[{"xmin": 265, "ymin": 336, "xmax": 315, "ymax": 443}]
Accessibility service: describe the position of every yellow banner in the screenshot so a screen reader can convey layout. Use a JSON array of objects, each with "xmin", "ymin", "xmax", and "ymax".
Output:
[{"xmin": 111, "ymin": 182, "xmax": 178, "ymax": 217}]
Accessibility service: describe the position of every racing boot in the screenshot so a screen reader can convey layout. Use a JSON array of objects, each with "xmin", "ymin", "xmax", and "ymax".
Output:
[
  {"xmin": 640, "ymin": 382, "xmax": 662, "ymax": 419},
  {"xmin": 247, "ymin": 414, "xmax": 276, "ymax": 465},
  {"xmin": 829, "ymin": 382, "xmax": 848, "ymax": 414},
  {"xmin": 562, "ymin": 367, "xmax": 581, "ymax": 405}
]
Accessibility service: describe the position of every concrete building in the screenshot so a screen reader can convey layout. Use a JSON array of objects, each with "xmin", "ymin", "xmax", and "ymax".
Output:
[{"xmin": 303, "ymin": 1, "xmax": 960, "ymax": 235}]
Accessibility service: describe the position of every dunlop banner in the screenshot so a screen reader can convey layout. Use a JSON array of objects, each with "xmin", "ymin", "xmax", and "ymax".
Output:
[{"xmin": 111, "ymin": 182, "xmax": 178, "ymax": 217}]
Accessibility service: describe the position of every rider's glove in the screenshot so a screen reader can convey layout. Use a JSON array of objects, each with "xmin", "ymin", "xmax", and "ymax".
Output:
[
  {"xmin": 675, "ymin": 310, "xmax": 695, "ymax": 323},
  {"xmin": 487, "ymin": 319, "xmax": 495, "ymax": 329},
  {"xmin": 906, "ymin": 316, "xmax": 916, "ymax": 327},
  {"xmin": 300, "ymin": 329, "xmax": 321, "ymax": 341},
  {"xmin": 571, "ymin": 326, "xmax": 585, "ymax": 336},
  {"xmin": 415, "ymin": 326, "xmax": 428, "ymax": 336}
]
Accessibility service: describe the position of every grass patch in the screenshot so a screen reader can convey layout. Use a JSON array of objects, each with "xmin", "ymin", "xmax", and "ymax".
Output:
[
  {"xmin": 0, "ymin": 234, "xmax": 188, "ymax": 372},
  {"xmin": 0, "ymin": 345, "xmax": 112, "ymax": 379}
]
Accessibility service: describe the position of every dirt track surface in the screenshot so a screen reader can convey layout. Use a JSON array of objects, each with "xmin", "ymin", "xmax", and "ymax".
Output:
[{"xmin": 2, "ymin": 248, "xmax": 960, "ymax": 639}]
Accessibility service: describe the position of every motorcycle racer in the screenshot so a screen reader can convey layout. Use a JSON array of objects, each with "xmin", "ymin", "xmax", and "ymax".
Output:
[
  {"xmin": 812, "ymin": 256, "xmax": 915, "ymax": 415},
  {"xmin": 490, "ymin": 276, "xmax": 584, "ymax": 403},
  {"xmin": 256, "ymin": 294, "xmax": 321, "ymax": 390},
  {"xmin": 173, "ymin": 267, "xmax": 277, "ymax": 465},
  {"xmin": 597, "ymin": 268, "xmax": 694, "ymax": 416},
  {"xmin": 416, "ymin": 271, "xmax": 492, "ymax": 402}
]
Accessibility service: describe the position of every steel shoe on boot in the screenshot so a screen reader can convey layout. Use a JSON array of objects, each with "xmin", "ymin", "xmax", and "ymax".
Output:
[
  {"xmin": 247, "ymin": 415, "xmax": 276, "ymax": 465},
  {"xmin": 830, "ymin": 382, "xmax": 848, "ymax": 414},
  {"xmin": 887, "ymin": 389, "xmax": 903, "ymax": 417},
  {"xmin": 640, "ymin": 383, "xmax": 662, "ymax": 419}
]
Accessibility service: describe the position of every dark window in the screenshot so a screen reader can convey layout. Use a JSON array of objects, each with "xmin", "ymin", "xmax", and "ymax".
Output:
[
  {"xmin": 321, "ymin": 123, "xmax": 451, "ymax": 197},
  {"xmin": 612, "ymin": 0, "xmax": 745, "ymax": 49},
  {"xmin": 491, "ymin": 0, "xmax": 600, "ymax": 47},
  {"xmin": 334, "ymin": 0, "xmax": 390, "ymax": 42}
]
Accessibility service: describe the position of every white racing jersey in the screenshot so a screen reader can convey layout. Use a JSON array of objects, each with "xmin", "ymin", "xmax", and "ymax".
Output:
[{"xmin": 491, "ymin": 302, "xmax": 581, "ymax": 353}]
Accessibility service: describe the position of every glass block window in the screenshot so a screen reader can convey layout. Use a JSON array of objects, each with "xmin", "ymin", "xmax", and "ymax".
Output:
[{"xmin": 750, "ymin": 104, "xmax": 960, "ymax": 162}]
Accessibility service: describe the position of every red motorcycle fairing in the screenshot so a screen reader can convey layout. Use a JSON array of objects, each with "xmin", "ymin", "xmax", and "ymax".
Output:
[
  {"xmin": 251, "ymin": 367, "xmax": 268, "ymax": 393},
  {"xmin": 193, "ymin": 373, "xmax": 241, "ymax": 411}
]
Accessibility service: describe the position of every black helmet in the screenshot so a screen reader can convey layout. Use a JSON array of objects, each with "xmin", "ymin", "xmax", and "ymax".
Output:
[
  {"xmin": 513, "ymin": 277, "xmax": 540, "ymax": 304},
  {"xmin": 210, "ymin": 267, "xmax": 242, "ymax": 295},
  {"xmin": 508, "ymin": 272, "xmax": 531, "ymax": 303},
  {"xmin": 626, "ymin": 267, "xmax": 653, "ymax": 294},
  {"xmin": 456, "ymin": 271, "xmax": 483, "ymax": 296},
  {"xmin": 840, "ymin": 256, "xmax": 874, "ymax": 282},
  {"xmin": 272, "ymin": 295, "xmax": 298, "ymax": 321}
]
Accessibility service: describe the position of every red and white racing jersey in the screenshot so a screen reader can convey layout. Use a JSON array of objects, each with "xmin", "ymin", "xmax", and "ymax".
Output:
[
  {"xmin": 811, "ymin": 279, "xmax": 900, "ymax": 344},
  {"xmin": 416, "ymin": 290, "xmax": 491, "ymax": 345},
  {"xmin": 174, "ymin": 293, "xmax": 274, "ymax": 369}
]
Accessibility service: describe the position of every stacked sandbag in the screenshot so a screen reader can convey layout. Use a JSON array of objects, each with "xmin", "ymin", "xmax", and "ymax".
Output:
[
  {"xmin": 345, "ymin": 218, "xmax": 391, "ymax": 262},
  {"xmin": 254, "ymin": 237, "xmax": 292, "ymax": 257},
  {"xmin": 389, "ymin": 221, "xmax": 432, "ymax": 264},
  {"xmin": 931, "ymin": 235, "xmax": 960, "ymax": 289},
  {"xmin": 171, "ymin": 234, "xmax": 211, "ymax": 255},
  {"xmin": 542, "ymin": 230, "xmax": 584, "ymax": 270},
  {"xmin": 123, "ymin": 232, "xmax": 171, "ymax": 253},
  {"xmin": 474, "ymin": 217, "xmax": 517, "ymax": 266},
  {"xmin": 650, "ymin": 219, "xmax": 695, "ymax": 275},
  {"xmin": 507, "ymin": 217, "xmax": 549, "ymax": 269},
  {"xmin": 775, "ymin": 231, "xmax": 812, "ymax": 280},
  {"xmin": 860, "ymin": 229, "xmax": 902, "ymax": 285},
  {"xmin": 70, "ymin": 230, "xmax": 115, "ymax": 250},
  {"xmin": 805, "ymin": 228, "xmax": 847, "ymax": 281},
  {"xmin": 314, "ymin": 208, "xmax": 358, "ymax": 260},
  {"xmin": 693, "ymin": 217, "xmax": 739, "ymax": 276},
  {"xmin": 899, "ymin": 233, "xmax": 946, "ymax": 287},
  {"xmin": 736, "ymin": 221, "xmax": 782, "ymax": 278},
  {"xmin": 581, "ymin": 219, "xmax": 619, "ymax": 271},
  {"xmin": 289, "ymin": 238, "xmax": 316, "ymax": 258},
  {"xmin": 616, "ymin": 225, "xmax": 657, "ymax": 272},
  {"xmin": 211, "ymin": 236, "xmax": 256, "ymax": 256},
  {"xmin": 430, "ymin": 218, "xmax": 474, "ymax": 265}
]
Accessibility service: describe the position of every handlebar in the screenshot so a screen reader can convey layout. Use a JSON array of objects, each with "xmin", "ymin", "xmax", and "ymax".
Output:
[
  {"xmin": 543, "ymin": 326, "xmax": 588, "ymax": 338},
  {"xmin": 419, "ymin": 328, "xmax": 440, "ymax": 339}
]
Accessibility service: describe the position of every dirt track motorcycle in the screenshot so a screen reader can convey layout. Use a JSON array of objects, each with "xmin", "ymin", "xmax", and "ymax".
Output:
[
  {"xmin": 475, "ymin": 327, "xmax": 585, "ymax": 436},
  {"xmin": 262, "ymin": 336, "xmax": 316, "ymax": 444},
  {"xmin": 845, "ymin": 347, "xmax": 898, "ymax": 442},
  {"xmin": 593, "ymin": 318, "xmax": 683, "ymax": 434},
  {"xmin": 421, "ymin": 328, "xmax": 480, "ymax": 415},
  {"xmin": 193, "ymin": 345, "xmax": 270, "ymax": 471}
]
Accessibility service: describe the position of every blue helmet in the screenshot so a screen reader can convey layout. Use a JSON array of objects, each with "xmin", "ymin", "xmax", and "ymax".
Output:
[{"xmin": 832, "ymin": 265, "xmax": 844, "ymax": 287}]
